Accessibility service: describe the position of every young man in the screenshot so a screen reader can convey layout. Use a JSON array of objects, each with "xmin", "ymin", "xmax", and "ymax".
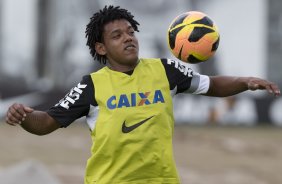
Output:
[{"xmin": 6, "ymin": 5, "xmax": 280, "ymax": 184}]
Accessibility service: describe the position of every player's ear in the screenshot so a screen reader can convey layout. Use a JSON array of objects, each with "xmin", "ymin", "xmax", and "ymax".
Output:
[{"xmin": 95, "ymin": 42, "xmax": 106, "ymax": 56}]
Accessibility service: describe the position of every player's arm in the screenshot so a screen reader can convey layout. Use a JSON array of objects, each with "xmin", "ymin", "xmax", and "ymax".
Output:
[
  {"xmin": 6, "ymin": 103, "xmax": 60, "ymax": 135},
  {"xmin": 160, "ymin": 58, "xmax": 280, "ymax": 97},
  {"xmin": 6, "ymin": 75, "xmax": 96, "ymax": 135},
  {"xmin": 206, "ymin": 76, "xmax": 281, "ymax": 97},
  {"xmin": 161, "ymin": 58, "xmax": 210, "ymax": 95}
]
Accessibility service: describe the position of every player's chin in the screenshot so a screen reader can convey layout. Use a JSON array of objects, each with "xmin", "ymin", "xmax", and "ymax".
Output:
[
  {"xmin": 124, "ymin": 52, "xmax": 139, "ymax": 62},
  {"xmin": 124, "ymin": 48, "xmax": 138, "ymax": 55}
]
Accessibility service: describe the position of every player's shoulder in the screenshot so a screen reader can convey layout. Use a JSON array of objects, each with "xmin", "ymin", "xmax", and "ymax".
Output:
[
  {"xmin": 89, "ymin": 66, "xmax": 108, "ymax": 77},
  {"xmin": 76, "ymin": 74, "xmax": 94, "ymax": 92},
  {"xmin": 159, "ymin": 58, "xmax": 187, "ymax": 67},
  {"xmin": 160, "ymin": 58, "xmax": 194, "ymax": 78},
  {"xmin": 140, "ymin": 57, "xmax": 188, "ymax": 70},
  {"xmin": 140, "ymin": 58, "xmax": 163, "ymax": 65},
  {"xmin": 142, "ymin": 57, "xmax": 186, "ymax": 68},
  {"xmin": 80, "ymin": 74, "xmax": 92, "ymax": 84}
]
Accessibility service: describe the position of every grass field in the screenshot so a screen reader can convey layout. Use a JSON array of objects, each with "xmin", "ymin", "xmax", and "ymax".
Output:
[{"xmin": 0, "ymin": 121, "xmax": 282, "ymax": 184}]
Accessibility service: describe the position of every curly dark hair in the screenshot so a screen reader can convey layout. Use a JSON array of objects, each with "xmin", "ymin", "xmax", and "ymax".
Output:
[{"xmin": 85, "ymin": 5, "xmax": 140, "ymax": 64}]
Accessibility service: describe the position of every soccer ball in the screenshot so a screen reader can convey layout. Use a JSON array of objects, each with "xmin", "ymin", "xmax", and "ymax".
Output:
[{"xmin": 167, "ymin": 11, "xmax": 220, "ymax": 64}]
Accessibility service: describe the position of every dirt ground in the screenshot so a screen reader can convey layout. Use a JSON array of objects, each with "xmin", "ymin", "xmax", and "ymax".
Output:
[{"xmin": 0, "ymin": 121, "xmax": 282, "ymax": 184}]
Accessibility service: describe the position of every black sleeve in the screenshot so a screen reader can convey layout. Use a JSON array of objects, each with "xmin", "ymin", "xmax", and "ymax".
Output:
[
  {"xmin": 46, "ymin": 75, "xmax": 97, "ymax": 127},
  {"xmin": 161, "ymin": 58, "xmax": 194, "ymax": 94}
]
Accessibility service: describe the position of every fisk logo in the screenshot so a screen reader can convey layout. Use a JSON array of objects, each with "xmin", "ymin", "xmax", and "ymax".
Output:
[
  {"xmin": 167, "ymin": 59, "xmax": 193, "ymax": 77},
  {"xmin": 56, "ymin": 83, "xmax": 87, "ymax": 109},
  {"xmin": 107, "ymin": 90, "xmax": 165, "ymax": 109}
]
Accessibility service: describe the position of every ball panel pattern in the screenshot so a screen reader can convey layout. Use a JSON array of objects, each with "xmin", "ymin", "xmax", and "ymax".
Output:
[{"xmin": 167, "ymin": 11, "xmax": 220, "ymax": 64}]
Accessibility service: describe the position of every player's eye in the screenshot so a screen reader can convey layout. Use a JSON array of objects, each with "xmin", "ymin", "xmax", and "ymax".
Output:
[
  {"xmin": 128, "ymin": 29, "xmax": 135, "ymax": 36},
  {"xmin": 112, "ymin": 34, "xmax": 121, "ymax": 39}
]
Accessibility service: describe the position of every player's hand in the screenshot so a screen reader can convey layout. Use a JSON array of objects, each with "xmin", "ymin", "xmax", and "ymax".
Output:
[
  {"xmin": 5, "ymin": 103, "xmax": 34, "ymax": 126},
  {"xmin": 247, "ymin": 77, "xmax": 281, "ymax": 97}
]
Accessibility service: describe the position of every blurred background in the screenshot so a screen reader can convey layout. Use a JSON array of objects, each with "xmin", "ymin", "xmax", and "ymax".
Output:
[{"xmin": 0, "ymin": 0, "xmax": 282, "ymax": 184}]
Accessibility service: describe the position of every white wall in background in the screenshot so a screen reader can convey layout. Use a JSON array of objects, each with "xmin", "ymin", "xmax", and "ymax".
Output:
[
  {"xmin": 2, "ymin": 0, "xmax": 36, "ymax": 78},
  {"xmin": 184, "ymin": 0, "xmax": 268, "ymax": 78},
  {"xmin": 102, "ymin": 0, "xmax": 267, "ymax": 79}
]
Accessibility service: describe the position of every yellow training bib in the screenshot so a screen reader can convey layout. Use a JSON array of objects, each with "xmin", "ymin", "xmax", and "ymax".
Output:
[{"xmin": 85, "ymin": 58, "xmax": 180, "ymax": 184}]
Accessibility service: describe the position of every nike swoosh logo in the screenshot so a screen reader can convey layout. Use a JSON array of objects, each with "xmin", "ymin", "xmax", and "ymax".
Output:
[{"xmin": 122, "ymin": 116, "xmax": 154, "ymax": 133}]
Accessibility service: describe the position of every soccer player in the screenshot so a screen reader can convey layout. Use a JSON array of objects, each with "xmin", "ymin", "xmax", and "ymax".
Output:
[{"xmin": 5, "ymin": 5, "xmax": 280, "ymax": 184}]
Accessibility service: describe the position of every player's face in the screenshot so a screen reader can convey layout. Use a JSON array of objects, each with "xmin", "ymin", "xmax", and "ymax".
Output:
[{"xmin": 97, "ymin": 19, "xmax": 139, "ymax": 69}]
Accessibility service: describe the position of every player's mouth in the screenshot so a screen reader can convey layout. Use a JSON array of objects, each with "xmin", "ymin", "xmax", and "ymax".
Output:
[{"xmin": 124, "ymin": 44, "xmax": 136, "ymax": 51}]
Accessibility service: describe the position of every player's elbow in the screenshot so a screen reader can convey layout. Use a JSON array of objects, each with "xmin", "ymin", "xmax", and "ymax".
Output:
[
  {"xmin": 24, "ymin": 128, "xmax": 57, "ymax": 136},
  {"xmin": 34, "ymin": 130, "xmax": 54, "ymax": 136}
]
